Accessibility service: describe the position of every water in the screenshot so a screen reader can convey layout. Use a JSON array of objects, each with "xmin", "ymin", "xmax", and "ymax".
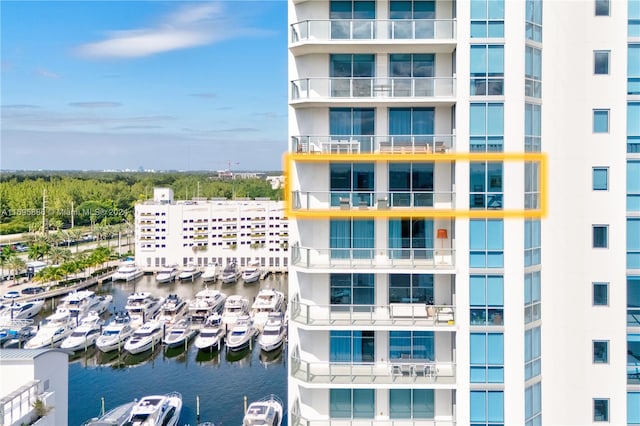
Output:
[{"xmin": 59, "ymin": 273, "xmax": 289, "ymax": 426}]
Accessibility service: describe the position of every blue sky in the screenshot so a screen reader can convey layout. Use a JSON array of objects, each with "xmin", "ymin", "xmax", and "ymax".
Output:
[{"xmin": 1, "ymin": 1, "xmax": 288, "ymax": 171}]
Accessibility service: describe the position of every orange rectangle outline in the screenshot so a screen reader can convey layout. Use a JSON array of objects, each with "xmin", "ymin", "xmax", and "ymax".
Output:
[{"xmin": 283, "ymin": 152, "xmax": 547, "ymax": 219}]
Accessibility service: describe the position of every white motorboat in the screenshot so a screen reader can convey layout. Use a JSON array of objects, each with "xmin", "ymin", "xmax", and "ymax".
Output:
[
  {"xmin": 125, "ymin": 292, "xmax": 165, "ymax": 328},
  {"xmin": 243, "ymin": 394, "xmax": 284, "ymax": 426},
  {"xmin": 155, "ymin": 294, "xmax": 188, "ymax": 325},
  {"xmin": 178, "ymin": 265, "xmax": 201, "ymax": 281},
  {"xmin": 112, "ymin": 261, "xmax": 144, "ymax": 282},
  {"xmin": 0, "ymin": 318, "xmax": 35, "ymax": 348},
  {"xmin": 194, "ymin": 313, "xmax": 225, "ymax": 351},
  {"xmin": 25, "ymin": 311, "xmax": 75, "ymax": 349},
  {"xmin": 156, "ymin": 265, "xmax": 179, "ymax": 284},
  {"xmin": 225, "ymin": 315, "xmax": 257, "ymax": 352},
  {"xmin": 163, "ymin": 318, "xmax": 197, "ymax": 348},
  {"xmin": 60, "ymin": 311, "xmax": 103, "ymax": 351},
  {"xmin": 251, "ymin": 288, "xmax": 285, "ymax": 331},
  {"xmin": 57, "ymin": 290, "xmax": 112, "ymax": 321},
  {"xmin": 221, "ymin": 295, "xmax": 250, "ymax": 328},
  {"xmin": 258, "ymin": 312, "xmax": 287, "ymax": 352},
  {"xmin": 1, "ymin": 299, "xmax": 45, "ymax": 320},
  {"xmin": 96, "ymin": 311, "xmax": 136, "ymax": 352},
  {"xmin": 201, "ymin": 263, "xmax": 219, "ymax": 282},
  {"xmin": 220, "ymin": 261, "xmax": 241, "ymax": 284},
  {"xmin": 242, "ymin": 260, "xmax": 262, "ymax": 284},
  {"xmin": 188, "ymin": 288, "xmax": 227, "ymax": 326},
  {"xmin": 81, "ymin": 401, "xmax": 135, "ymax": 426},
  {"xmin": 125, "ymin": 392, "xmax": 182, "ymax": 426},
  {"xmin": 123, "ymin": 320, "xmax": 163, "ymax": 354}
]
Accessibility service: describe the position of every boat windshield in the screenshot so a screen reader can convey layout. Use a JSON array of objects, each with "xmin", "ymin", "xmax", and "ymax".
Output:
[
  {"xmin": 102, "ymin": 329, "xmax": 120, "ymax": 336},
  {"xmin": 231, "ymin": 330, "xmax": 246, "ymax": 336},
  {"xmin": 262, "ymin": 329, "xmax": 280, "ymax": 336}
]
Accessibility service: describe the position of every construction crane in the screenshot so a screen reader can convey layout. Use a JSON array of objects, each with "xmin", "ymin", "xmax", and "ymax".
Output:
[{"xmin": 216, "ymin": 161, "xmax": 240, "ymax": 179}]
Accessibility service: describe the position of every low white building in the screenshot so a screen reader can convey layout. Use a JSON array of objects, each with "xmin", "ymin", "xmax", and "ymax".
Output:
[
  {"xmin": 135, "ymin": 189, "xmax": 289, "ymax": 272},
  {"xmin": 0, "ymin": 349, "xmax": 68, "ymax": 426}
]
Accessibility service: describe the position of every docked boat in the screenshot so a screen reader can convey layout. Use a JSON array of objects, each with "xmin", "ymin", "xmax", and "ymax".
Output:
[
  {"xmin": 220, "ymin": 261, "xmax": 241, "ymax": 284},
  {"xmin": 112, "ymin": 261, "xmax": 144, "ymax": 282},
  {"xmin": 156, "ymin": 265, "xmax": 179, "ymax": 284},
  {"xmin": 258, "ymin": 312, "xmax": 287, "ymax": 352},
  {"xmin": 251, "ymin": 288, "xmax": 285, "ymax": 331},
  {"xmin": 57, "ymin": 290, "xmax": 112, "ymax": 321},
  {"xmin": 96, "ymin": 311, "xmax": 136, "ymax": 352},
  {"xmin": 194, "ymin": 313, "xmax": 225, "ymax": 351},
  {"xmin": 242, "ymin": 260, "xmax": 262, "ymax": 284},
  {"xmin": 0, "ymin": 299, "xmax": 45, "ymax": 320},
  {"xmin": 163, "ymin": 318, "xmax": 197, "ymax": 348},
  {"xmin": 243, "ymin": 394, "xmax": 284, "ymax": 426},
  {"xmin": 60, "ymin": 311, "xmax": 103, "ymax": 351},
  {"xmin": 221, "ymin": 295, "xmax": 250, "ymax": 327},
  {"xmin": 178, "ymin": 265, "xmax": 201, "ymax": 281},
  {"xmin": 188, "ymin": 288, "xmax": 227, "ymax": 325},
  {"xmin": 125, "ymin": 392, "xmax": 182, "ymax": 426},
  {"xmin": 0, "ymin": 318, "xmax": 35, "ymax": 348},
  {"xmin": 123, "ymin": 320, "xmax": 163, "ymax": 354},
  {"xmin": 201, "ymin": 263, "xmax": 219, "ymax": 282},
  {"xmin": 155, "ymin": 294, "xmax": 188, "ymax": 325},
  {"xmin": 125, "ymin": 292, "xmax": 165, "ymax": 328},
  {"xmin": 24, "ymin": 311, "xmax": 75, "ymax": 349},
  {"xmin": 81, "ymin": 401, "xmax": 135, "ymax": 426},
  {"xmin": 225, "ymin": 315, "xmax": 257, "ymax": 351}
]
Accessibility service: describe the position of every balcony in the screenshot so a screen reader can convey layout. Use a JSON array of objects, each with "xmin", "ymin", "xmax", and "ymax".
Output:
[
  {"xmin": 291, "ymin": 245, "xmax": 455, "ymax": 270},
  {"xmin": 291, "ymin": 77, "xmax": 456, "ymax": 107},
  {"xmin": 292, "ymin": 135, "xmax": 455, "ymax": 154},
  {"xmin": 291, "ymin": 357, "xmax": 456, "ymax": 387},
  {"xmin": 292, "ymin": 191, "xmax": 454, "ymax": 212},
  {"xmin": 290, "ymin": 300, "xmax": 455, "ymax": 328},
  {"xmin": 290, "ymin": 415, "xmax": 455, "ymax": 426}
]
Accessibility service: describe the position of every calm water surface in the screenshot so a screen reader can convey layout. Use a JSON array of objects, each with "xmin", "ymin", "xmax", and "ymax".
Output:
[{"xmin": 60, "ymin": 273, "xmax": 289, "ymax": 426}]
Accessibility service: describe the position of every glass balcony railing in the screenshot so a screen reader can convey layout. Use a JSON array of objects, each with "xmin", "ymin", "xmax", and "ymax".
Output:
[
  {"xmin": 291, "ymin": 244, "xmax": 455, "ymax": 269},
  {"xmin": 291, "ymin": 191, "xmax": 455, "ymax": 211},
  {"xmin": 291, "ymin": 77, "xmax": 456, "ymax": 101},
  {"xmin": 291, "ymin": 412, "xmax": 456, "ymax": 426},
  {"xmin": 290, "ymin": 300, "xmax": 455, "ymax": 327},
  {"xmin": 290, "ymin": 19, "xmax": 456, "ymax": 42},
  {"xmin": 292, "ymin": 135, "xmax": 455, "ymax": 154}
]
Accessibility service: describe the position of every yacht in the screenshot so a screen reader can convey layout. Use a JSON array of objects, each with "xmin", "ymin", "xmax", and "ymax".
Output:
[
  {"xmin": 220, "ymin": 261, "xmax": 241, "ymax": 284},
  {"xmin": 123, "ymin": 320, "xmax": 163, "ymax": 354},
  {"xmin": 81, "ymin": 401, "xmax": 135, "ymax": 426},
  {"xmin": 125, "ymin": 292, "xmax": 165, "ymax": 328},
  {"xmin": 60, "ymin": 311, "xmax": 103, "ymax": 351},
  {"xmin": 250, "ymin": 288, "xmax": 285, "ymax": 331},
  {"xmin": 112, "ymin": 261, "xmax": 144, "ymax": 282},
  {"xmin": 25, "ymin": 311, "xmax": 75, "ymax": 349},
  {"xmin": 201, "ymin": 263, "xmax": 219, "ymax": 282},
  {"xmin": 242, "ymin": 394, "xmax": 283, "ymax": 426},
  {"xmin": 0, "ymin": 318, "xmax": 35, "ymax": 348},
  {"xmin": 188, "ymin": 288, "xmax": 227, "ymax": 326},
  {"xmin": 178, "ymin": 265, "xmax": 201, "ymax": 281},
  {"xmin": 124, "ymin": 392, "xmax": 182, "ymax": 426},
  {"xmin": 221, "ymin": 295, "xmax": 250, "ymax": 328},
  {"xmin": 225, "ymin": 315, "xmax": 257, "ymax": 351},
  {"xmin": 155, "ymin": 294, "xmax": 188, "ymax": 325},
  {"xmin": 194, "ymin": 313, "xmax": 225, "ymax": 351},
  {"xmin": 258, "ymin": 312, "xmax": 287, "ymax": 353},
  {"xmin": 156, "ymin": 265, "xmax": 179, "ymax": 284},
  {"xmin": 1, "ymin": 299, "xmax": 45, "ymax": 320},
  {"xmin": 241, "ymin": 260, "xmax": 262, "ymax": 284},
  {"xmin": 57, "ymin": 290, "xmax": 112, "ymax": 322},
  {"xmin": 96, "ymin": 311, "xmax": 136, "ymax": 352},
  {"xmin": 163, "ymin": 318, "xmax": 197, "ymax": 348}
]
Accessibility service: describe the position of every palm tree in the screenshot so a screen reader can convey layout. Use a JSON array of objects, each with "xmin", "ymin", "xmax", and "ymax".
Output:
[
  {"xmin": 94, "ymin": 224, "xmax": 108, "ymax": 247},
  {"xmin": 0, "ymin": 245, "xmax": 16, "ymax": 281},
  {"xmin": 67, "ymin": 228, "xmax": 83, "ymax": 253},
  {"xmin": 7, "ymin": 257, "xmax": 26, "ymax": 285},
  {"xmin": 49, "ymin": 247, "xmax": 72, "ymax": 266}
]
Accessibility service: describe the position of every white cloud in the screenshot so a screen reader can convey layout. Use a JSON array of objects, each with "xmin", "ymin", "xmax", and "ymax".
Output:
[
  {"xmin": 69, "ymin": 101, "xmax": 123, "ymax": 108},
  {"xmin": 36, "ymin": 68, "xmax": 61, "ymax": 79}
]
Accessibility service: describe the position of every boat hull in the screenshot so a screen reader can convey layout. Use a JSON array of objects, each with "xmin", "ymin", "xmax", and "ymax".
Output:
[{"xmin": 124, "ymin": 332, "xmax": 162, "ymax": 354}]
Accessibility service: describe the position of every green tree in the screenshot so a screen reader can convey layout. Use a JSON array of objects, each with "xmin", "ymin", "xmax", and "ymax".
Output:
[
  {"xmin": 0, "ymin": 245, "xmax": 16, "ymax": 280},
  {"xmin": 7, "ymin": 256, "xmax": 25, "ymax": 284}
]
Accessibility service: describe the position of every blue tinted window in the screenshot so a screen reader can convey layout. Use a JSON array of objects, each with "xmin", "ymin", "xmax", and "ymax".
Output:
[
  {"xmin": 593, "ymin": 225, "xmax": 609, "ymax": 248},
  {"xmin": 594, "ymin": 51, "xmax": 610, "ymax": 75},
  {"xmin": 593, "ymin": 340, "xmax": 609, "ymax": 363},
  {"xmin": 629, "ymin": 392, "xmax": 640, "ymax": 424},
  {"xmin": 593, "ymin": 282, "xmax": 609, "ymax": 306},
  {"xmin": 593, "ymin": 110, "xmax": 609, "ymax": 133},
  {"xmin": 593, "ymin": 168, "xmax": 608, "ymax": 190}
]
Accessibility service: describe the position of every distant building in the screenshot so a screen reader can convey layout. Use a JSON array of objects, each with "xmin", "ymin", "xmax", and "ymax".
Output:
[
  {"xmin": 0, "ymin": 349, "xmax": 68, "ymax": 426},
  {"xmin": 135, "ymin": 189, "xmax": 288, "ymax": 272},
  {"xmin": 265, "ymin": 175, "xmax": 285, "ymax": 190}
]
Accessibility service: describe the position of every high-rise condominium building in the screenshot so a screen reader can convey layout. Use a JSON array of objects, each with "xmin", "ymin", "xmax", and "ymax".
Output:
[{"xmin": 287, "ymin": 0, "xmax": 640, "ymax": 424}]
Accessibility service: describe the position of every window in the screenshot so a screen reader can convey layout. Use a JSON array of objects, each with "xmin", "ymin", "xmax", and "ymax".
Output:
[
  {"xmin": 389, "ymin": 389, "xmax": 434, "ymax": 419},
  {"xmin": 389, "ymin": 274, "xmax": 433, "ymax": 303},
  {"xmin": 330, "ymin": 162, "xmax": 375, "ymax": 206},
  {"xmin": 330, "ymin": 219, "xmax": 375, "ymax": 259},
  {"xmin": 631, "ymin": 0, "xmax": 640, "ymax": 37},
  {"xmin": 525, "ymin": 46, "xmax": 542, "ymax": 98},
  {"xmin": 470, "ymin": 275, "xmax": 504, "ymax": 326},
  {"xmin": 629, "ymin": 219, "xmax": 640, "ymax": 269},
  {"xmin": 389, "ymin": 0, "xmax": 435, "ymax": 39},
  {"xmin": 525, "ymin": 271, "xmax": 541, "ymax": 323},
  {"xmin": 593, "ymin": 399, "xmax": 609, "ymax": 422},
  {"xmin": 470, "ymin": 45, "xmax": 504, "ymax": 95},
  {"xmin": 592, "ymin": 167, "xmax": 609, "ymax": 190},
  {"xmin": 389, "ymin": 107, "xmax": 435, "ymax": 151},
  {"xmin": 524, "ymin": 219, "xmax": 541, "ymax": 266},
  {"xmin": 389, "ymin": 331, "xmax": 434, "ymax": 360},
  {"xmin": 330, "ymin": 389, "xmax": 375, "ymax": 418},
  {"xmin": 628, "ymin": 44, "xmax": 640, "ymax": 95},
  {"xmin": 593, "ymin": 282, "xmax": 609, "ymax": 306},
  {"xmin": 389, "ymin": 218, "xmax": 434, "ymax": 260},
  {"xmin": 470, "ymin": 103, "xmax": 504, "ymax": 152},
  {"xmin": 525, "ymin": 383, "xmax": 542, "ymax": 426},
  {"xmin": 470, "ymin": 390, "xmax": 504, "ymax": 425},
  {"xmin": 330, "ymin": 108, "xmax": 375, "ymax": 152},
  {"xmin": 525, "ymin": 326, "xmax": 542, "ymax": 380},
  {"xmin": 593, "ymin": 109, "xmax": 610, "ymax": 133},
  {"xmin": 593, "ymin": 225, "xmax": 609, "ymax": 248},
  {"xmin": 470, "ymin": 0, "xmax": 504, "ymax": 38},
  {"xmin": 330, "ymin": 273, "xmax": 374, "ymax": 305},
  {"xmin": 470, "ymin": 332, "xmax": 504, "ymax": 383},
  {"xmin": 593, "ymin": 340, "xmax": 609, "ymax": 363},
  {"xmin": 594, "ymin": 51, "xmax": 610, "ymax": 75},
  {"xmin": 629, "ymin": 333, "xmax": 640, "ymax": 382},
  {"xmin": 470, "ymin": 162, "xmax": 503, "ymax": 209},
  {"xmin": 330, "ymin": 0, "xmax": 375, "ymax": 39},
  {"xmin": 470, "ymin": 219, "xmax": 504, "ymax": 268},
  {"xmin": 525, "ymin": 103, "xmax": 542, "ymax": 152},
  {"xmin": 629, "ymin": 103, "xmax": 640, "ymax": 153},
  {"xmin": 389, "ymin": 54, "xmax": 435, "ymax": 96},
  {"xmin": 330, "ymin": 54, "xmax": 375, "ymax": 97},
  {"xmin": 630, "ymin": 392, "xmax": 640, "ymax": 424},
  {"xmin": 525, "ymin": 0, "xmax": 542, "ymax": 41},
  {"xmin": 388, "ymin": 162, "xmax": 434, "ymax": 207},
  {"xmin": 595, "ymin": 0, "xmax": 610, "ymax": 15},
  {"xmin": 330, "ymin": 330, "xmax": 375, "ymax": 362}
]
